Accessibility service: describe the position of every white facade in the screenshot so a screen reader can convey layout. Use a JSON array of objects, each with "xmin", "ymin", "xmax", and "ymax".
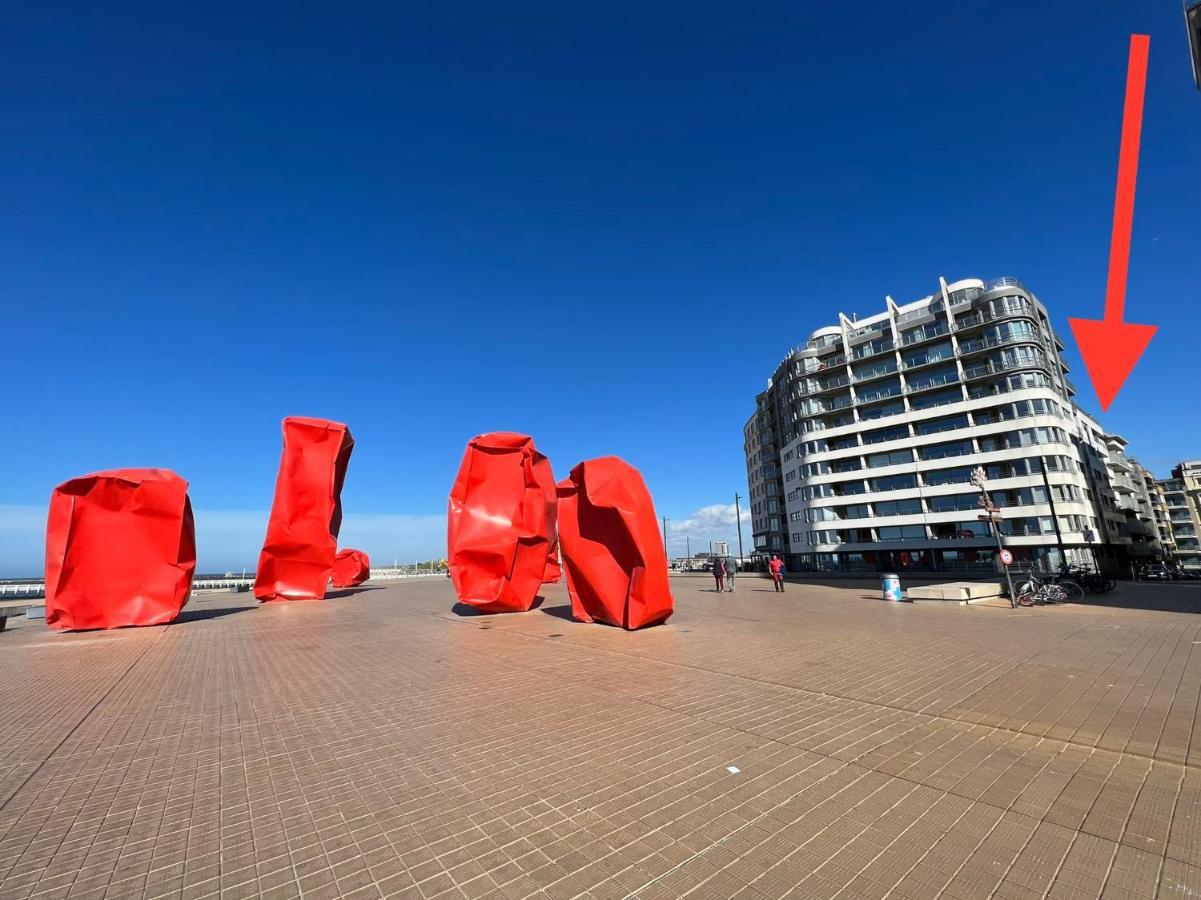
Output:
[{"xmin": 773, "ymin": 277, "xmax": 1113, "ymax": 574}]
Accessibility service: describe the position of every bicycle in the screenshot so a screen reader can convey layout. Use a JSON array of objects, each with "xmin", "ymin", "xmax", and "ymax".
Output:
[{"xmin": 1015, "ymin": 573, "xmax": 1067, "ymax": 606}]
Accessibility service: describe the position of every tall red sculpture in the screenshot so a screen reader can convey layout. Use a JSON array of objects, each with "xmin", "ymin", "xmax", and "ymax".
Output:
[
  {"xmin": 556, "ymin": 456, "xmax": 674, "ymax": 630},
  {"xmin": 447, "ymin": 432, "xmax": 556, "ymax": 613},
  {"xmin": 255, "ymin": 416, "xmax": 354, "ymax": 602},
  {"xmin": 331, "ymin": 548, "xmax": 371, "ymax": 588},
  {"xmin": 44, "ymin": 469, "xmax": 196, "ymax": 631}
]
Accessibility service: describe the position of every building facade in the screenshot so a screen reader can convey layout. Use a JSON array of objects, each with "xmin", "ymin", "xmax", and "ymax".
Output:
[
  {"xmin": 743, "ymin": 276, "xmax": 1169, "ymax": 575},
  {"xmin": 1161, "ymin": 461, "xmax": 1201, "ymax": 571}
]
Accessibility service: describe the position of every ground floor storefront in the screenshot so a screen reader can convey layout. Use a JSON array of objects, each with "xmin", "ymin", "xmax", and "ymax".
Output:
[{"xmin": 785, "ymin": 543, "xmax": 1109, "ymax": 575}]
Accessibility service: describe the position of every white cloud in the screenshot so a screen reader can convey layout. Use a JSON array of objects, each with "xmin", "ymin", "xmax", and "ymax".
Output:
[
  {"xmin": 664, "ymin": 503, "xmax": 746, "ymax": 557},
  {"xmin": 0, "ymin": 504, "xmax": 447, "ymax": 578}
]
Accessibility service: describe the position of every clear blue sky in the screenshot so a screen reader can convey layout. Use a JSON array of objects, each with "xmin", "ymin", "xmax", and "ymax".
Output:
[{"xmin": 3, "ymin": 2, "xmax": 1199, "ymax": 575}]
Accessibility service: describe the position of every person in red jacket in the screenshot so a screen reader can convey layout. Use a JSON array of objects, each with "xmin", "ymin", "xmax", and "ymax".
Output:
[
  {"xmin": 769, "ymin": 555, "xmax": 785, "ymax": 592},
  {"xmin": 712, "ymin": 557, "xmax": 726, "ymax": 592}
]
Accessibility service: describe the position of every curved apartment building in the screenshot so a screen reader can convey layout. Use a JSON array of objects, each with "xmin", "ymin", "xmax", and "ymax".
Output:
[{"xmin": 745, "ymin": 276, "xmax": 1122, "ymax": 575}]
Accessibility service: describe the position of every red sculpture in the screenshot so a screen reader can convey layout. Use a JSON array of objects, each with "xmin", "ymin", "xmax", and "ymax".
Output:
[
  {"xmin": 556, "ymin": 456, "xmax": 674, "ymax": 630},
  {"xmin": 543, "ymin": 534, "xmax": 562, "ymax": 584},
  {"xmin": 533, "ymin": 451, "xmax": 562, "ymax": 584},
  {"xmin": 255, "ymin": 417, "xmax": 354, "ymax": 602},
  {"xmin": 331, "ymin": 548, "xmax": 371, "ymax": 588},
  {"xmin": 447, "ymin": 432, "xmax": 556, "ymax": 613},
  {"xmin": 44, "ymin": 469, "xmax": 196, "ymax": 631}
]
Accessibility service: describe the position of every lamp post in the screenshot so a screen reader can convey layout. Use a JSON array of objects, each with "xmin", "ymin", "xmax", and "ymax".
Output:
[
  {"xmin": 735, "ymin": 492, "xmax": 745, "ymax": 565},
  {"xmin": 971, "ymin": 466, "xmax": 1016, "ymax": 608},
  {"xmin": 662, "ymin": 516, "xmax": 670, "ymax": 562}
]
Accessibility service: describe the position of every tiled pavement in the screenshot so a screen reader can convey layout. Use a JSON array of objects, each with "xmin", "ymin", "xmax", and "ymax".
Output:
[{"xmin": 2, "ymin": 577, "xmax": 1201, "ymax": 899}]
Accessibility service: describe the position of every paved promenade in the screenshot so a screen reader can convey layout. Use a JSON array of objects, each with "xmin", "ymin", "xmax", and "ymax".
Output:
[{"xmin": 2, "ymin": 575, "xmax": 1201, "ymax": 899}]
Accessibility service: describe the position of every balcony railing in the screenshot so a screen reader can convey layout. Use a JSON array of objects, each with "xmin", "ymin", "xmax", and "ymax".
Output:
[
  {"xmin": 906, "ymin": 373, "xmax": 959, "ymax": 394},
  {"xmin": 851, "ymin": 340, "xmax": 896, "ymax": 361},
  {"xmin": 947, "ymin": 286, "xmax": 985, "ymax": 306},
  {"xmin": 901, "ymin": 322, "xmax": 951, "ymax": 346},
  {"xmin": 857, "ymin": 385, "xmax": 904, "ymax": 404},
  {"xmin": 983, "ymin": 276, "xmax": 1027, "ymax": 293},
  {"xmin": 903, "ymin": 351, "xmax": 956, "ymax": 370},
  {"xmin": 852, "ymin": 363, "xmax": 899, "ymax": 383},
  {"xmin": 961, "ymin": 356, "xmax": 1052, "ymax": 380},
  {"xmin": 953, "ymin": 300, "xmax": 1035, "ymax": 331},
  {"xmin": 957, "ymin": 331, "xmax": 1044, "ymax": 356}
]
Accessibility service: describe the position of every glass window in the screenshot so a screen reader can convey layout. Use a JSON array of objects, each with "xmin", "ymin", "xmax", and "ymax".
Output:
[
  {"xmin": 870, "ymin": 473, "xmax": 918, "ymax": 492},
  {"xmin": 910, "ymin": 388, "xmax": 962, "ymax": 410},
  {"xmin": 867, "ymin": 449, "xmax": 914, "ymax": 468},
  {"xmin": 927, "ymin": 494, "xmax": 979, "ymax": 513},
  {"xmin": 874, "ymin": 498, "xmax": 922, "ymax": 516}
]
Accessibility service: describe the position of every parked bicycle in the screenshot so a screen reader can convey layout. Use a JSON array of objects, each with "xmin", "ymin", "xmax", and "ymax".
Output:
[
  {"xmin": 1014, "ymin": 572, "xmax": 1068, "ymax": 607},
  {"xmin": 1063, "ymin": 566, "xmax": 1116, "ymax": 594}
]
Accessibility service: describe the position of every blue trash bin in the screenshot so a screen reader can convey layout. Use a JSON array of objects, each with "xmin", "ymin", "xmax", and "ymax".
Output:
[{"xmin": 882, "ymin": 572, "xmax": 902, "ymax": 602}]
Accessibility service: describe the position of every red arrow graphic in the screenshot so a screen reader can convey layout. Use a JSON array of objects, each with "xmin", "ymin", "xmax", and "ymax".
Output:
[{"xmin": 1068, "ymin": 33, "xmax": 1157, "ymax": 412}]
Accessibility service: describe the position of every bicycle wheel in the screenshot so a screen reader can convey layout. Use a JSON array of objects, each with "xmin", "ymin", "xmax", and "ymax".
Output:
[
  {"xmin": 1016, "ymin": 591, "xmax": 1036, "ymax": 607},
  {"xmin": 1057, "ymin": 580, "xmax": 1084, "ymax": 602}
]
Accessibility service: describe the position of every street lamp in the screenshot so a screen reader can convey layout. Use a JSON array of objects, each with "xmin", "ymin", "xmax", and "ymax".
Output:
[
  {"xmin": 662, "ymin": 516, "xmax": 670, "ymax": 562},
  {"xmin": 734, "ymin": 492, "xmax": 745, "ymax": 564},
  {"xmin": 1188, "ymin": 0, "xmax": 1201, "ymax": 89},
  {"xmin": 971, "ymin": 466, "xmax": 1017, "ymax": 608}
]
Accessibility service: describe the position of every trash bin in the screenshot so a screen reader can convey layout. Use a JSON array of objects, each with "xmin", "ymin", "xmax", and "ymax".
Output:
[{"xmin": 882, "ymin": 572, "xmax": 902, "ymax": 602}]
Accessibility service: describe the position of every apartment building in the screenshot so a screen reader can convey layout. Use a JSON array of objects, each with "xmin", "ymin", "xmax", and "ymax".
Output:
[
  {"xmin": 1161, "ymin": 461, "xmax": 1201, "ymax": 571},
  {"xmin": 744, "ymin": 276, "xmax": 1137, "ymax": 574}
]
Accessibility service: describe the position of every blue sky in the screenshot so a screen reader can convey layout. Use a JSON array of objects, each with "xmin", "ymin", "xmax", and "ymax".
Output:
[{"xmin": 3, "ymin": 2, "xmax": 1199, "ymax": 576}]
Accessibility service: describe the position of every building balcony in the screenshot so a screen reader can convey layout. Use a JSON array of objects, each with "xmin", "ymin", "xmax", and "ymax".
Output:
[
  {"xmin": 851, "ymin": 340, "xmax": 896, "ymax": 362},
  {"xmin": 902, "ymin": 351, "xmax": 956, "ymax": 371},
  {"xmin": 953, "ymin": 301, "xmax": 1035, "ymax": 332},
  {"xmin": 956, "ymin": 332, "xmax": 1045, "ymax": 357},
  {"xmin": 856, "ymin": 384, "xmax": 904, "ymax": 405},
  {"xmin": 946, "ymin": 286, "xmax": 985, "ymax": 307},
  {"xmin": 851, "ymin": 357, "xmax": 900, "ymax": 380},
  {"xmin": 900, "ymin": 322, "xmax": 951, "ymax": 347},
  {"xmin": 961, "ymin": 356, "xmax": 1052, "ymax": 381},
  {"xmin": 906, "ymin": 372, "xmax": 960, "ymax": 395},
  {"xmin": 982, "ymin": 276, "xmax": 1028, "ymax": 294}
]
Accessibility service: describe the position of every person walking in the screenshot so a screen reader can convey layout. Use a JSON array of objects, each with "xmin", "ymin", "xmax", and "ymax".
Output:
[
  {"xmin": 769, "ymin": 554, "xmax": 785, "ymax": 592},
  {"xmin": 712, "ymin": 557, "xmax": 726, "ymax": 593},
  {"xmin": 725, "ymin": 555, "xmax": 737, "ymax": 592}
]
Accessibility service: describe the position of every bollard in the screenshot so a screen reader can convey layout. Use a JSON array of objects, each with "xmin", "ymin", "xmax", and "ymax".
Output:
[{"xmin": 882, "ymin": 572, "xmax": 903, "ymax": 602}]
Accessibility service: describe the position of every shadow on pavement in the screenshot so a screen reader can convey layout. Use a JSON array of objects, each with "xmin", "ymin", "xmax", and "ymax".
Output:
[
  {"xmin": 174, "ymin": 605, "xmax": 256, "ymax": 624},
  {"xmin": 451, "ymin": 596, "xmax": 545, "ymax": 617}
]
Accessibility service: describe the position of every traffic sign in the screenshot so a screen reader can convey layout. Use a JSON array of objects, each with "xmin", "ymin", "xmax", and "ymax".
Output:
[{"xmin": 999, "ymin": 549, "xmax": 1014, "ymax": 566}]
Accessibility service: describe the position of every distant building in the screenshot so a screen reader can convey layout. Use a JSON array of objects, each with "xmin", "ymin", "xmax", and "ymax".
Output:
[
  {"xmin": 1161, "ymin": 461, "xmax": 1201, "ymax": 571},
  {"xmin": 742, "ymin": 275, "xmax": 1179, "ymax": 575}
]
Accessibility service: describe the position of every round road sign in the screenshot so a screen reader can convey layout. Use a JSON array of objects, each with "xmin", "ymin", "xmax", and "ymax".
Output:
[{"xmin": 999, "ymin": 549, "xmax": 1014, "ymax": 566}]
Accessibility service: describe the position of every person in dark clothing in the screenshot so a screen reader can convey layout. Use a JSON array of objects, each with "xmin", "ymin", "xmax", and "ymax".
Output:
[{"xmin": 712, "ymin": 557, "xmax": 725, "ymax": 592}]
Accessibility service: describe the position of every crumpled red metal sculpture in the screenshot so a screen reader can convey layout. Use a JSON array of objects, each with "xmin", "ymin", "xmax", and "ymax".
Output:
[
  {"xmin": 447, "ymin": 432, "xmax": 556, "ymax": 613},
  {"xmin": 543, "ymin": 534, "xmax": 562, "ymax": 584},
  {"xmin": 255, "ymin": 417, "xmax": 354, "ymax": 602},
  {"xmin": 556, "ymin": 456, "xmax": 674, "ymax": 629},
  {"xmin": 331, "ymin": 548, "xmax": 371, "ymax": 588},
  {"xmin": 533, "ymin": 452, "xmax": 562, "ymax": 584},
  {"xmin": 44, "ymin": 468, "xmax": 196, "ymax": 631}
]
